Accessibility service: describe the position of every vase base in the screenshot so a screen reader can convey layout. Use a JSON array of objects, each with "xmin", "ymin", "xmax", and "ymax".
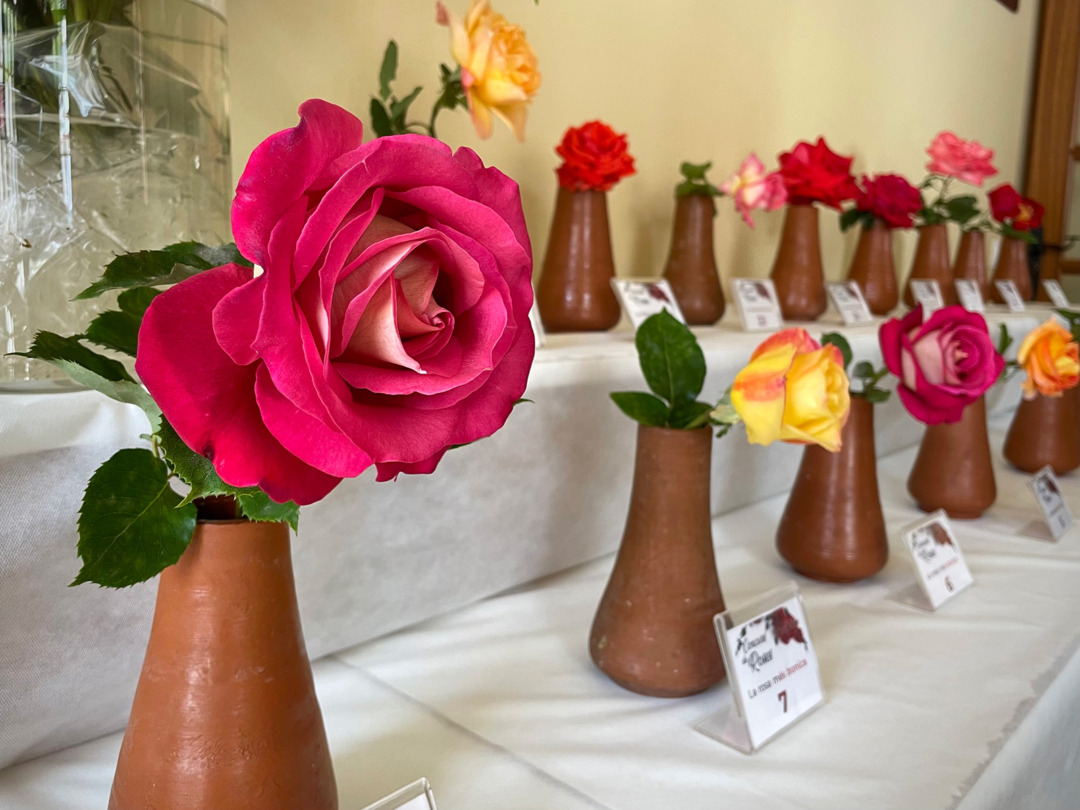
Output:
[
  {"xmin": 789, "ymin": 565, "xmax": 883, "ymax": 584},
  {"xmin": 599, "ymin": 668, "xmax": 724, "ymax": 699},
  {"xmin": 915, "ymin": 503, "xmax": 986, "ymax": 521}
]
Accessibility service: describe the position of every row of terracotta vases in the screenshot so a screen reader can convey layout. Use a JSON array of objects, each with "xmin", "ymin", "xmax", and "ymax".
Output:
[
  {"xmin": 536, "ymin": 189, "xmax": 1046, "ymax": 329},
  {"xmin": 589, "ymin": 387, "xmax": 1080, "ymax": 699}
]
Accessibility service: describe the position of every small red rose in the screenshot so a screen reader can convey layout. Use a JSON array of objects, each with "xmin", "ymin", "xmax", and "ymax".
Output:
[
  {"xmin": 778, "ymin": 137, "xmax": 859, "ymax": 210},
  {"xmin": 988, "ymin": 183, "xmax": 1043, "ymax": 232},
  {"xmin": 854, "ymin": 173, "xmax": 923, "ymax": 229},
  {"xmin": 770, "ymin": 607, "xmax": 806, "ymax": 647},
  {"xmin": 555, "ymin": 121, "xmax": 635, "ymax": 192}
]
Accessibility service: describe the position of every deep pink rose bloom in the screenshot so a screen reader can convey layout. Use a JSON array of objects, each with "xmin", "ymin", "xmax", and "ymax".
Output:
[
  {"xmin": 136, "ymin": 100, "xmax": 535, "ymax": 505},
  {"xmin": 854, "ymin": 173, "xmax": 922, "ymax": 229},
  {"xmin": 879, "ymin": 305, "xmax": 1003, "ymax": 425},
  {"xmin": 925, "ymin": 131, "xmax": 997, "ymax": 187}
]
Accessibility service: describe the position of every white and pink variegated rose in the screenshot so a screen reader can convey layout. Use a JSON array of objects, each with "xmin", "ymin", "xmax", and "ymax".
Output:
[
  {"xmin": 136, "ymin": 100, "xmax": 535, "ymax": 505},
  {"xmin": 720, "ymin": 153, "xmax": 787, "ymax": 227}
]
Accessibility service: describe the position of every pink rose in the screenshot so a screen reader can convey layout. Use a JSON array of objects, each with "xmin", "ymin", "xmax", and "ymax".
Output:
[
  {"xmin": 136, "ymin": 100, "xmax": 535, "ymax": 505},
  {"xmin": 925, "ymin": 131, "xmax": 997, "ymax": 187},
  {"xmin": 719, "ymin": 153, "xmax": 787, "ymax": 228},
  {"xmin": 879, "ymin": 305, "xmax": 1003, "ymax": 425}
]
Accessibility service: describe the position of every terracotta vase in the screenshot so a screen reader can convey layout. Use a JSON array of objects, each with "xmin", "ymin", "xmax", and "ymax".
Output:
[
  {"xmin": 109, "ymin": 516, "xmax": 337, "ymax": 810},
  {"xmin": 903, "ymin": 224, "xmax": 955, "ymax": 307},
  {"xmin": 907, "ymin": 396, "xmax": 996, "ymax": 520},
  {"xmin": 537, "ymin": 187, "xmax": 621, "ymax": 332},
  {"xmin": 589, "ymin": 425, "xmax": 725, "ymax": 697},
  {"xmin": 776, "ymin": 397, "xmax": 888, "ymax": 582},
  {"xmin": 953, "ymin": 230, "xmax": 989, "ymax": 300},
  {"xmin": 990, "ymin": 236, "xmax": 1032, "ymax": 303},
  {"xmin": 846, "ymin": 219, "xmax": 898, "ymax": 315},
  {"xmin": 1003, "ymin": 387, "xmax": 1080, "ymax": 475},
  {"xmin": 770, "ymin": 204, "xmax": 827, "ymax": 321},
  {"xmin": 663, "ymin": 194, "xmax": 724, "ymax": 325}
]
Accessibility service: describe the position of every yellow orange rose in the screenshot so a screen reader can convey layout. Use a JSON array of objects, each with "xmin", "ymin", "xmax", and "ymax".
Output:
[
  {"xmin": 437, "ymin": 0, "xmax": 540, "ymax": 141},
  {"xmin": 730, "ymin": 328, "xmax": 851, "ymax": 452},
  {"xmin": 1017, "ymin": 319, "xmax": 1079, "ymax": 398}
]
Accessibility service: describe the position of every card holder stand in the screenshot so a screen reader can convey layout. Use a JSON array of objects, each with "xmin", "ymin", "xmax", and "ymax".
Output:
[{"xmin": 361, "ymin": 778, "xmax": 438, "ymax": 810}]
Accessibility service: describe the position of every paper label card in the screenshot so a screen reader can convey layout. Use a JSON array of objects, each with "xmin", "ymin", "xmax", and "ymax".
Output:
[
  {"xmin": 954, "ymin": 279, "xmax": 986, "ymax": 313},
  {"xmin": 826, "ymin": 281, "xmax": 874, "ymax": 325},
  {"xmin": 910, "ymin": 280, "xmax": 945, "ymax": 313},
  {"xmin": 1042, "ymin": 280, "xmax": 1072, "ymax": 308},
  {"xmin": 611, "ymin": 278, "xmax": 685, "ymax": 328},
  {"xmin": 1029, "ymin": 466, "xmax": 1074, "ymax": 540},
  {"xmin": 995, "ymin": 280, "xmax": 1026, "ymax": 312},
  {"xmin": 361, "ymin": 779, "xmax": 438, "ymax": 810},
  {"xmin": 732, "ymin": 278, "xmax": 783, "ymax": 332},
  {"xmin": 900, "ymin": 511, "xmax": 973, "ymax": 609}
]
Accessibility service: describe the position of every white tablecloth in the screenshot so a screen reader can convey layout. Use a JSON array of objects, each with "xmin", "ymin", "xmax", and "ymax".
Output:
[{"xmin": 1, "ymin": 410, "xmax": 1077, "ymax": 809}]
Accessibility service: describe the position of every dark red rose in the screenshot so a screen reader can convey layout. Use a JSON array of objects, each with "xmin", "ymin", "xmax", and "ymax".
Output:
[
  {"xmin": 555, "ymin": 121, "xmax": 636, "ymax": 192},
  {"xmin": 778, "ymin": 137, "xmax": 859, "ymax": 209},
  {"xmin": 854, "ymin": 173, "xmax": 923, "ymax": 229},
  {"xmin": 770, "ymin": 607, "xmax": 806, "ymax": 646},
  {"xmin": 988, "ymin": 183, "xmax": 1043, "ymax": 231}
]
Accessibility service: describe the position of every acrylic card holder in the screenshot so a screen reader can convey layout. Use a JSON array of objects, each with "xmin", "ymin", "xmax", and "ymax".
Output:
[
  {"xmin": 826, "ymin": 281, "xmax": 874, "ymax": 325},
  {"xmin": 895, "ymin": 510, "xmax": 974, "ymax": 611},
  {"xmin": 696, "ymin": 582, "xmax": 825, "ymax": 753},
  {"xmin": 361, "ymin": 778, "xmax": 438, "ymax": 810},
  {"xmin": 995, "ymin": 280, "xmax": 1026, "ymax": 312},
  {"xmin": 1028, "ymin": 466, "xmax": 1075, "ymax": 541},
  {"xmin": 954, "ymin": 279, "xmax": 985, "ymax": 312},
  {"xmin": 732, "ymin": 278, "xmax": 783, "ymax": 332},
  {"xmin": 611, "ymin": 278, "xmax": 685, "ymax": 328},
  {"xmin": 909, "ymin": 280, "xmax": 944, "ymax": 313}
]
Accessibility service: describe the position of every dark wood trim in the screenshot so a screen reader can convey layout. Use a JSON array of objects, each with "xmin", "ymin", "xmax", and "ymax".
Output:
[
  {"xmin": 1062, "ymin": 259, "xmax": 1080, "ymax": 276},
  {"xmin": 1024, "ymin": 0, "xmax": 1080, "ymax": 284}
]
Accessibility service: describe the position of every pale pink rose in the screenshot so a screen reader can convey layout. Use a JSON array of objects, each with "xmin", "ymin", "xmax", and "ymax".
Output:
[
  {"xmin": 720, "ymin": 153, "xmax": 788, "ymax": 227},
  {"xmin": 925, "ymin": 131, "xmax": 997, "ymax": 187}
]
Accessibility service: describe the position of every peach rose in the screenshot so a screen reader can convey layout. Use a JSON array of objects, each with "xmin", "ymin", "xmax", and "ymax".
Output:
[
  {"xmin": 1017, "ymin": 319, "xmax": 1079, "ymax": 399},
  {"xmin": 731, "ymin": 328, "xmax": 850, "ymax": 452},
  {"xmin": 437, "ymin": 0, "xmax": 540, "ymax": 141}
]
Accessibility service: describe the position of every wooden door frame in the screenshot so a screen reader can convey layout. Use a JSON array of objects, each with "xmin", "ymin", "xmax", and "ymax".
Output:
[{"xmin": 1024, "ymin": 0, "xmax": 1080, "ymax": 278}]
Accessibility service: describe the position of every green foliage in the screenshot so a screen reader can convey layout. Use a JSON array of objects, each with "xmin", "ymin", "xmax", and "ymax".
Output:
[
  {"xmin": 821, "ymin": 332, "xmax": 853, "ymax": 371},
  {"xmin": 611, "ymin": 311, "xmax": 718, "ymax": 429},
  {"xmin": 158, "ymin": 422, "xmax": 300, "ymax": 532},
  {"xmin": 675, "ymin": 161, "xmax": 722, "ymax": 200},
  {"xmin": 943, "ymin": 195, "xmax": 980, "ymax": 227},
  {"xmin": 82, "ymin": 288, "xmax": 160, "ymax": 356},
  {"xmin": 378, "ymin": 40, "xmax": 399, "ymax": 100},
  {"xmin": 370, "ymin": 40, "xmax": 465, "ymax": 139},
  {"xmin": 13, "ymin": 331, "xmax": 162, "ymax": 433},
  {"xmin": 76, "ymin": 242, "xmax": 250, "ymax": 300},
  {"xmin": 997, "ymin": 221, "xmax": 1038, "ymax": 245},
  {"xmin": 839, "ymin": 208, "xmax": 873, "ymax": 232},
  {"xmin": 72, "ymin": 449, "xmax": 197, "ymax": 588},
  {"xmin": 849, "ymin": 359, "xmax": 892, "ymax": 403},
  {"xmin": 997, "ymin": 323, "xmax": 1014, "ymax": 357}
]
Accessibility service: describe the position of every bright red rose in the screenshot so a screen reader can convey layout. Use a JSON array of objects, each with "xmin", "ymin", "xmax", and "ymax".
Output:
[
  {"xmin": 555, "ymin": 121, "xmax": 635, "ymax": 192},
  {"xmin": 854, "ymin": 173, "xmax": 923, "ymax": 229},
  {"xmin": 777, "ymin": 137, "xmax": 859, "ymax": 209},
  {"xmin": 988, "ymin": 183, "xmax": 1043, "ymax": 231}
]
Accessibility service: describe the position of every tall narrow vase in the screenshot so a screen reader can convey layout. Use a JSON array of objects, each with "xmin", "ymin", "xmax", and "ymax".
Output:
[
  {"xmin": 903, "ymin": 224, "xmax": 955, "ymax": 307},
  {"xmin": 770, "ymin": 204, "xmax": 827, "ymax": 321},
  {"xmin": 663, "ymin": 194, "xmax": 725, "ymax": 325},
  {"xmin": 589, "ymin": 426, "xmax": 725, "ymax": 697},
  {"xmin": 1003, "ymin": 387, "xmax": 1080, "ymax": 475},
  {"xmin": 776, "ymin": 397, "xmax": 888, "ymax": 582},
  {"xmin": 846, "ymin": 220, "xmax": 898, "ymax": 315},
  {"xmin": 953, "ymin": 230, "xmax": 989, "ymax": 301},
  {"xmin": 907, "ymin": 397, "xmax": 995, "ymax": 520},
  {"xmin": 990, "ymin": 236, "xmax": 1032, "ymax": 303},
  {"xmin": 109, "ymin": 518, "xmax": 337, "ymax": 810},
  {"xmin": 537, "ymin": 187, "xmax": 621, "ymax": 332}
]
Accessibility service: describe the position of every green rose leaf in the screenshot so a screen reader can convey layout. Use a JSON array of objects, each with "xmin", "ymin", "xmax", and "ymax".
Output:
[
  {"xmin": 636, "ymin": 310, "xmax": 706, "ymax": 407},
  {"xmin": 944, "ymin": 195, "xmax": 980, "ymax": 226},
  {"xmin": 158, "ymin": 421, "xmax": 299, "ymax": 531},
  {"xmin": 72, "ymin": 448, "xmax": 196, "ymax": 588},
  {"xmin": 861, "ymin": 386, "xmax": 892, "ymax": 404},
  {"xmin": 610, "ymin": 391, "xmax": 670, "ymax": 427},
  {"xmin": 679, "ymin": 161, "xmax": 712, "ymax": 181},
  {"xmin": 13, "ymin": 331, "xmax": 161, "ymax": 432},
  {"xmin": 370, "ymin": 97, "xmax": 394, "ymax": 138},
  {"xmin": 669, "ymin": 400, "xmax": 715, "ymax": 430},
  {"xmin": 838, "ymin": 208, "xmax": 867, "ymax": 232},
  {"xmin": 76, "ymin": 242, "xmax": 250, "ymax": 300},
  {"xmin": 379, "ymin": 40, "xmax": 399, "ymax": 100},
  {"xmin": 83, "ymin": 287, "xmax": 160, "ymax": 356},
  {"xmin": 390, "ymin": 86, "xmax": 423, "ymax": 128},
  {"xmin": 852, "ymin": 360, "xmax": 876, "ymax": 380},
  {"xmin": 821, "ymin": 332, "xmax": 853, "ymax": 371}
]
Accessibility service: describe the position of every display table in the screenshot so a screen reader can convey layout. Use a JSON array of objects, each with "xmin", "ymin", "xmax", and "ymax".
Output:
[{"xmin": 1, "ymin": 409, "xmax": 1077, "ymax": 809}]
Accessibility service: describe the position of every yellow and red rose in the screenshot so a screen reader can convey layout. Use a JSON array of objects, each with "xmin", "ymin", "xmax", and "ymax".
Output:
[{"xmin": 1016, "ymin": 319, "xmax": 1079, "ymax": 399}]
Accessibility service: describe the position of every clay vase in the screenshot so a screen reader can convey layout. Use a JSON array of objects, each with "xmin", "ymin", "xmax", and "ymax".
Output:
[
  {"xmin": 770, "ymin": 204, "xmax": 827, "ymax": 321},
  {"xmin": 663, "ymin": 194, "xmax": 724, "ymax": 325},
  {"xmin": 846, "ymin": 219, "xmax": 898, "ymax": 315},
  {"xmin": 537, "ymin": 187, "xmax": 621, "ymax": 332},
  {"xmin": 589, "ymin": 425, "xmax": 725, "ymax": 697},
  {"xmin": 953, "ymin": 230, "xmax": 989, "ymax": 301},
  {"xmin": 1003, "ymin": 387, "xmax": 1080, "ymax": 475},
  {"xmin": 903, "ymin": 224, "xmax": 955, "ymax": 307},
  {"xmin": 907, "ymin": 396, "xmax": 996, "ymax": 520},
  {"xmin": 990, "ymin": 236, "xmax": 1032, "ymax": 303},
  {"xmin": 775, "ymin": 397, "xmax": 888, "ymax": 582},
  {"xmin": 109, "ymin": 517, "xmax": 337, "ymax": 810}
]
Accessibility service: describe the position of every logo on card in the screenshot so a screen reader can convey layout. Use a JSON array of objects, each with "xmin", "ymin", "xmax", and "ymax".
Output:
[{"xmin": 735, "ymin": 608, "xmax": 808, "ymax": 672}]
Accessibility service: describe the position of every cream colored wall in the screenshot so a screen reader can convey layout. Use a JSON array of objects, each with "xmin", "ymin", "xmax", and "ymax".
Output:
[{"xmin": 227, "ymin": 0, "xmax": 1038, "ymax": 290}]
